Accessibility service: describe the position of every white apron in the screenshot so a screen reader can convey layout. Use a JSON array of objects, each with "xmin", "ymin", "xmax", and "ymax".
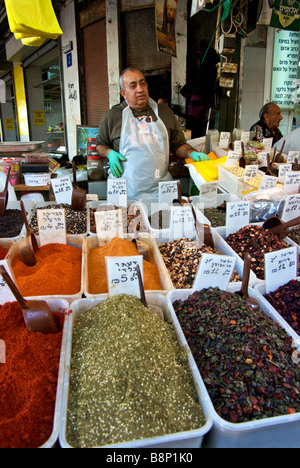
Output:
[{"xmin": 111, "ymin": 98, "xmax": 172, "ymax": 200}]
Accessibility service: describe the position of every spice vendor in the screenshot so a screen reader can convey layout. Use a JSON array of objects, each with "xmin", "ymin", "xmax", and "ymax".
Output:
[
  {"xmin": 96, "ymin": 67, "xmax": 209, "ymax": 200},
  {"xmin": 250, "ymin": 103, "xmax": 283, "ymax": 146}
]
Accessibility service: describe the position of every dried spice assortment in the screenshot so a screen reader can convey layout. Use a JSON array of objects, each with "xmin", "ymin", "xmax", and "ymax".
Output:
[
  {"xmin": 0, "ymin": 209, "xmax": 24, "ymax": 238},
  {"xmin": 158, "ymin": 238, "xmax": 240, "ymax": 288},
  {"xmin": 66, "ymin": 295, "xmax": 206, "ymax": 448},
  {"xmin": 204, "ymin": 208, "xmax": 226, "ymax": 227},
  {"xmin": 225, "ymin": 225, "xmax": 290, "ymax": 279},
  {"xmin": 173, "ymin": 288, "xmax": 300, "ymax": 424},
  {"xmin": 30, "ymin": 204, "xmax": 87, "ymax": 235},
  {"xmin": 288, "ymin": 226, "xmax": 300, "ymax": 246},
  {"xmin": 90, "ymin": 204, "xmax": 147, "ymax": 234},
  {"xmin": 264, "ymin": 280, "xmax": 300, "ymax": 336}
]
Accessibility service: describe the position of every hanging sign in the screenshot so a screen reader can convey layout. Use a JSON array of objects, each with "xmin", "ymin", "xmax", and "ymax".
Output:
[
  {"xmin": 105, "ymin": 256, "xmax": 143, "ymax": 297},
  {"xmin": 155, "ymin": 0, "xmax": 178, "ymax": 57},
  {"xmin": 51, "ymin": 176, "xmax": 73, "ymax": 205},
  {"xmin": 193, "ymin": 253, "xmax": 236, "ymax": 291},
  {"xmin": 107, "ymin": 179, "xmax": 127, "ymax": 207},
  {"xmin": 265, "ymin": 246, "xmax": 298, "ymax": 294},
  {"xmin": 270, "ymin": 0, "xmax": 300, "ymax": 31},
  {"xmin": 37, "ymin": 209, "xmax": 67, "ymax": 246}
]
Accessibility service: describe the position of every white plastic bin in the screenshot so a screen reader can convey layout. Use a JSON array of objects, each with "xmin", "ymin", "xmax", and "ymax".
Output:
[{"xmin": 0, "ymin": 200, "xmax": 34, "ymax": 241}]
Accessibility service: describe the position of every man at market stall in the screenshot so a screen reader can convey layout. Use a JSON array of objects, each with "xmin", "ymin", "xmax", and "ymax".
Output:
[
  {"xmin": 96, "ymin": 67, "xmax": 209, "ymax": 199},
  {"xmin": 250, "ymin": 102, "xmax": 283, "ymax": 146},
  {"xmin": 273, "ymin": 126, "xmax": 300, "ymax": 153}
]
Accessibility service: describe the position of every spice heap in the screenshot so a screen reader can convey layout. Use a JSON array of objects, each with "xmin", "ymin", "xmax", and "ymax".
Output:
[
  {"xmin": 0, "ymin": 209, "xmax": 24, "ymax": 238},
  {"xmin": 287, "ymin": 226, "xmax": 300, "ymax": 245},
  {"xmin": 90, "ymin": 204, "xmax": 147, "ymax": 234},
  {"xmin": 0, "ymin": 302, "xmax": 64, "ymax": 448},
  {"xmin": 0, "ymin": 245, "xmax": 8, "ymax": 260},
  {"xmin": 30, "ymin": 204, "xmax": 87, "ymax": 235},
  {"xmin": 88, "ymin": 237, "xmax": 163, "ymax": 294},
  {"xmin": 204, "ymin": 208, "xmax": 226, "ymax": 227},
  {"xmin": 173, "ymin": 288, "xmax": 300, "ymax": 424},
  {"xmin": 158, "ymin": 238, "xmax": 240, "ymax": 289},
  {"xmin": 225, "ymin": 225, "xmax": 290, "ymax": 279},
  {"xmin": 264, "ymin": 280, "xmax": 300, "ymax": 336},
  {"xmin": 12, "ymin": 243, "xmax": 82, "ymax": 297},
  {"xmin": 66, "ymin": 294, "xmax": 206, "ymax": 447}
]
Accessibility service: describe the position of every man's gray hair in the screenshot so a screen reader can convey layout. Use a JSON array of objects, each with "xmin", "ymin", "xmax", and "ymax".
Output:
[
  {"xmin": 259, "ymin": 103, "xmax": 274, "ymax": 121},
  {"xmin": 119, "ymin": 67, "xmax": 143, "ymax": 91}
]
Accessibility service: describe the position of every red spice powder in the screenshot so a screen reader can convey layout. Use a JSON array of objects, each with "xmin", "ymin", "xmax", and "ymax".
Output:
[
  {"xmin": 0, "ymin": 302, "xmax": 64, "ymax": 448},
  {"xmin": 0, "ymin": 246, "xmax": 8, "ymax": 260}
]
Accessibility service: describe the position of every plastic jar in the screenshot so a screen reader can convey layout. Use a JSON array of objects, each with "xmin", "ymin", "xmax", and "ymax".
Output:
[
  {"xmin": 9, "ymin": 172, "xmax": 20, "ymax": 186},
  {"xmin": 11, "ymin": 158, "xmax": 21, "ymax": 173},
  {"xmin": 3, "ymin": 158, "xmax": 13, "ymax": 174},
  {"xmin": 87, "ymin": 155, "xmax": 103, "ymax": 180}
]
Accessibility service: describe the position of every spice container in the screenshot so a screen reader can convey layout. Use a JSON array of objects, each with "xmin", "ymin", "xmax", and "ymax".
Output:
[
  {"xmin": 87, "ymin": 155, "xmax": 103, "ymax": 180},
  {"xmin": 167, "ymin": 284, "xmax": 300, "ymax": 448},
  {"xmin": 8, "ymin": 172, "xmax": 20, "ymax": 186},
  {"xmin": 0, "ymin": 299, "xmax": 69, "ymax": 448},
  {"xmin": 59, "ymin": 294, "xmax": 212, "ymax": 448}
]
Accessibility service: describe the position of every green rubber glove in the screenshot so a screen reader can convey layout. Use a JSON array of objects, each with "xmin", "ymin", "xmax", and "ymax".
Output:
[
  {"xmin": 108, "ymin": 150, "xmax": 127, "ymax": 177},
  {"xmin": 190, "ymin": 151, "xmax": 210, "ymax": 162}
]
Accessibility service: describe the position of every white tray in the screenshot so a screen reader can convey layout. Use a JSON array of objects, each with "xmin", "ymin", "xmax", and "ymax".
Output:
[{"xmin": 0, "ymin": 200, "xmax": 35, "ymax": 241}]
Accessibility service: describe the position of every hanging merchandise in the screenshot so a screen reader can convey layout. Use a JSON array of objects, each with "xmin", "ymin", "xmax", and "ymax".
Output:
[{"xmin": 4, "ymin": 0, "xmax": 63, "ymax": 46}]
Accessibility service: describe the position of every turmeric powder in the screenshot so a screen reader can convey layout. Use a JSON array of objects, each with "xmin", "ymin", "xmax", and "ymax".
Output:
[{"xmin": 88, "ymin": 237, "xmax": 163, "ymax": 294}]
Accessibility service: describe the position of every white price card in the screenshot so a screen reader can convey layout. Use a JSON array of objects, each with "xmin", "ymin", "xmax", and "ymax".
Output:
[
  {"xmin": 95, "ymin": 209, "xmax": 124, "ymax": 243},
  {"xmin": 259, "ymin": 175, "xmax": 278, "ymax": 191},
  {"xmin": 284, "ymin": 171, "xmax": 300, "ymax": 194},
  {"xmin": 278, "ymin": 164, "xmax": 292, "ymax": 183},
  {"xmin": 158, "ymin": 181, "xmax": 178, "ymax": 205},
  {"xmin": 244, "ymin": 165, "xmax": 258, "ymax": 181},
  {"xmin": 37, "ymin": 209, "xmax": 67, "ymax": 246},
  {"xmin": 107, "ymin": 179, "xmax": 127, "ymax": 207},
  {"xmin": 287, "ymin": 151, "xmax": 300, "ymax": 164},
  {"xmin": 282, "ymin": 194, "xmax": 300, "ymax": 222},
  {"xmin": 259, "ymin": 152, "xmax": 269, "ymax": 167},
  {"xmin": 262, "ymin": 138, "xmax": 273, "ymax": 151},
  {"xmin": 219, "ymin": 132, "xmax": 231, "ymax": 149},
  {"xmin": 105, "ymin": 255, "xmax": 143, "ymax": 297},
  {"xmin": 234, "ymin": 140, "xmax": 243, "ymax": 153},
  {"xmin": 226, "ymin": 201, "xmax": 250, "ymax": 236},
  {"xmin": 170, "ymin": 205, "xmax": 195, "ymax": 241},
  {"xmin": 199, "ymin": 182, "xmax": 218, "ymax": 208},
  {"xmin": 0, "ymin": 261, "xmax": 16, "ymax": 305},
  {"xmin": 51, "ymin": 176, "xmax": 73, "ymax": 205},
  {"xmin": 265, "ymin": 246, "xmax": 298, "ymax": 294},
  {"xmin": 241, "ymin": 132, "xmax": 250, "ymax": 142},
  {"xmin": 225, "ymin": 151, "xmax": 240, "ymax": 167},
  {"xmin": 193, "ymin": 253, "xmax": 236, "ymax": 291}
]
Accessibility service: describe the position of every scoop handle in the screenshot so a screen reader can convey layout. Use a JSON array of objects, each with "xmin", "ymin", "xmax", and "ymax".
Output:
[
  {"xmin": 0, "ymin": 265, "xmax": 29, "ymax": 310},
  {"xmin": 4, "ymin": 166, "xmax": 11, "ymax": 192},
  {"xmin": 239, "ymin": 252, "xmax": 252, "ymax": 299},
  {"xmin": 20, "ymin": 200, "xmax": 31, "ymax": 236},
  {"xmin": 72, "ymin": 161, "xmax": 77, "ymax": 187},
  {"xmin": 136, "ymin": 265, "xmax": 147, "ymax": 308}
]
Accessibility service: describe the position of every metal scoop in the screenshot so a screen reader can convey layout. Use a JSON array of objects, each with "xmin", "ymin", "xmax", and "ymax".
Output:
[
  {"xmin": 189, "ymin": 202, "xmax": 215, "ymax": 248},
  {"xmin": 236, "ymin": 252, "xmax": 259, "ymax": 309},
  {"xmin": 0, "ymin": 265, "xmax": 58, "ymax": 334},
  {"xmin": 0, "ymin": 166, "xmax": 11, "ymax": 218},
  {"xmin": 71, "ymin": 161, "xmax": 86, "ymax": 212},
  {"xmin": 262, "ymin": 215, "xmax": 300, "ymax": 239},
  {"xmin": 18, "ymin": 200, "xmax": 39, "ymax": 266},
  {"xmin": 136, "ymin": 265, "xmax": 164, "ymax": 320}
]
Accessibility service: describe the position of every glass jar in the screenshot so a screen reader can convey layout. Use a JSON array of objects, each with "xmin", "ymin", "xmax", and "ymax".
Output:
[{"xmin": 87, "ymin": 156, "xmax": 103, "ymax": 180}]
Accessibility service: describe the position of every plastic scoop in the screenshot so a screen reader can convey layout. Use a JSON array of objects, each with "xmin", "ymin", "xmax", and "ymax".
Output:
[
  {"xmin": 0, "ymin": 166, "xmax": 11, "ymax": 218},
  {"xmin": 189, "ymin": 202, "xmax": 215, "ymax": 248},
  {"xmin": 71, "ymin": 161, "xmax": 86, "ymax": 212},
  {"xmin": 0, "ymin": 265, "xmax": 58, "ymax": 334},
  {"xmin": 235, "ymin": 252, "xmax": 259, "ymax": 309},
  {"xmin": 262, "ymin": 215, "xmax": 300, "ymax": 239},
  {"xmin": 136, "ymin": 265, "xmax": 164, "ymax": 320},
  {"xmin": 18, "ymin": 200, "xmax": 38, "ymax": 266}
]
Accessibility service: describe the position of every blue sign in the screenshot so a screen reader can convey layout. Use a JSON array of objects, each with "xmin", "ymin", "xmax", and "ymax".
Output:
[{"xmin": 67, "ymin": 52, "xmax": 72, "ymax": 68}]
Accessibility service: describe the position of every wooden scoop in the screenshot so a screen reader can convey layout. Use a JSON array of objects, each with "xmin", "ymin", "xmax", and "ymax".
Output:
[
  {"xmin": 265, "ymin": 153, "xmax": 276, "ymax": 176},
  {"xmin": 0, "ymin": 166, "xmax": 11, "ymax": 218},
  {"xmin": 71, "ymin": 161, "xmax": 86, "ymax": 212},
  {"xmin": 262, "ymin": 215, "xmax": 300, "ymax": 239},
  {"xmin": 18, "ymin": 200, "xmax": 38, "ymax": 267},
  {"xmin": 189, "ymin": 202, "xmax": 215, "ymax": 248},
  {"xmin": 0, "ymin": 265, "xmax": 58, "ymax": 334},
  {"xmin": 136, "ymin": 265, "xmax": 164, "ymax": 320},
  {"xmin": 239, "ymin": 142, "xmax": 246, "ymax": 168},
  {"xmin": 274, "ymin": 140, "xmax": 286, "ymax": 163},
  {"xmin": 236, "ymin": 252, "xmax": 259, "ymax": 309}
]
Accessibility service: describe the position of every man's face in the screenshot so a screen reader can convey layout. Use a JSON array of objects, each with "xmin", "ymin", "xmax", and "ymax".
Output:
[
  {"xmin": 120, "ymin": 69, "xmax": 149, "ymax": 111},
  {"xmin": 166, "ymin": 4, "xmax": 175, "ymax": 22},
  {"xmin": 264, "ymin": 104, "xmax": 283, "ymax": 130}
]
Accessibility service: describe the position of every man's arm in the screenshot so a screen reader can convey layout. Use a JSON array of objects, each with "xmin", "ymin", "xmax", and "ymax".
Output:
[
  {"xmin": 175, "ymin": 143, "xmax": 209, "ymax": 161},
  {"xmin": 96, "ymin": 144, "xmax": 112, "ymax": 159}
]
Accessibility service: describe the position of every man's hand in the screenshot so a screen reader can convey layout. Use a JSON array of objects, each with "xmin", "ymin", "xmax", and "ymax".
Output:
[
  {"xmin": 190, "ymin": 151, "xmax": 210, "ymax": 162},
  {"xmin": 108, "ymin": 150, "xmax": 127, "ymax": 177}
]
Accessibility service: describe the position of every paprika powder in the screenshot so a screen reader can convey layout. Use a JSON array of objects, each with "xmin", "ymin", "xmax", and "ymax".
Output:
[
  {"xmin": 0, "ymin": 246, "xmax": 8, "ymax": 260},
  {"xmin": 0, "ymin": 302, "xmax": 64, "ymax": 448}
]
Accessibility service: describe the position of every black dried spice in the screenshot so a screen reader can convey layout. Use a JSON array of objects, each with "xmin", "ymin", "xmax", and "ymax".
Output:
[
  {"xmin": 264, "ymin": 280, "xmax": 300, "ymax": 336},
  {"xmin": 173, "ymin": 287, "xmax": 300, "ymax": 424},
  {"xmin": 0, "ymin": 209, "xmax": 24, "ymax": 238},
  {"xmin": 30, "ymin": 203, "xmax": 87, "ymax": 235}
]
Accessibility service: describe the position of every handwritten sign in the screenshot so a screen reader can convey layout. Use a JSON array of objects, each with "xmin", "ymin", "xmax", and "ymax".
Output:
[
  {"xmin": 259, "ymin": 152, "xmax": 269, "ymax": 167},
  {"xmin": 284, "ymin": 171, "xmax": 300, "ymax": 194},
  {"xmin": 95, "ymin": 209, "xmax": 124, "ymax": 242},
  {"xmin": 265, "ymin": 247, "xmax": 298, "ymax": 294},
  {"xmin": 241, "ymin": 132, "xmax": 250, "ymax": 142},
  {"xmin": 262, "ymin": 139, "xmax": 273, "ymax": 151},
  {"xmin": 219, "ymin": 132, "xmax": 230, "ymax": 149},
  {"xmin": 199, "ymin": 182, "xmax": 218, "ymax": 208},
  {"xmin": 51, "ymin": 177, "xmax": 73, "ymax": 205},
  {"xmin": 278, "ymin": 164, "xmax": 292, "ymax": 183},
  {"xmin": 107, "ymin": 179, "xmax": 127, "ymax": 207},
  {"xmin": 244, "ymin": 165, "xmax": 258, "ymax": 182},
  {"xmin": 225, "ymin": 151, "xmax": 240, "ymax": 167},
  {"xmin": 170, "ymin": 205, "xmax": 195, "ymax": 240},
  {"xmin": 259, "ymin": 175, "xmax": 278, "ymax": 191},
  {"xmin": 226, "ymin": 201, "xmax": 250, "ymax": 236},
  {"xmin": 0, "ymin": 261, "xmax": 16, "ymax": 305},
  {"xmin": 193, "ymin": 253, "xmax": 236, "ymax": 290},
  {"xmin": 287, "ymin": 151, "xmax": 300, "ymax": 164},
  {"xmin": 282, "ymin": 194, "xmax": 300, "ymax": 222},
  {"xmin": 105, "ymin": 256, "xmax": 143, "ymax": 297},
  {"xmin": 234, "ymin": 141, "xmax": 243, "ymax": 153},
  {"xmin": 37, "ymin": 209, "xmax": 67, "ymax": 246},
  {"xmin": 158, "ymin": 181, "xmax": 178, "ymax": 205}
]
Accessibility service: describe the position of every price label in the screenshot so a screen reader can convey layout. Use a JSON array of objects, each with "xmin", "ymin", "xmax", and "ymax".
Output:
[
  {"xmin": 159, "ymin": 181, "xmax": 178, "ymax": 205},
  {"xmin": 259, "ymin": 175, "xmax": 278, "ymax": 191},
  {"xmin": 284, "ymin": 171, "xmax": 300, "ymax": 194},
  {"xmin": 37, "ymin": 209, "xmax": 67, "ymax": 246},
  {"xmin": 219, "ymin": 132, "xmax": 231, "ymax": 149},
  {"xmin": 193, "ymin": 253, "xmax": 236, "ymax": 291},
  {"xmin": 170, "ymin": 205, "xmax": 195, "ymax": 241},
  {"xmin": 107, "ymin": 179, "xmax": 127, "ymax": 207},
  {"xmin": 287, "ymin": 151, "xmax": 300, "ymax": 164},
  {"xmin": 0, "ymin": 261, "xmax": 16, "ymax": 305},
  {"xmin": 200, "ymin": 182, "xmax": 218, "ymax": 208},
  {"xmin": 234, "ymin": 140, "xmax": 243, "ymax": 153},
  {"xmin": 278, "ymin": 164, "xmax": 292, "ymax": 183},
  {"xmin": 282, "ymin": 194, "xmax": 300, "ymax": 222},
  {"xmin": 95, "ymin": 209, "xmax": 124, "ymax": 243},
  {"xmin": 51, "ymin": 177, "xmax": 73, "ymax": 205},
  {"xmin": 105, "ymin": 255, "xmax": 143, "ymax": 297},
  {"xmin": 225, "ymin": 151, "xmax": 240, "ymax": 167},
  {"xmin": 241, "ymin": 132, "xmax": 250, "ymax": 142},
  {"xmin": 244, "ymin": 165, "xmax": 258, "ymax": 181},
  {"xmin": 259, "ymin": 152, "xmax": 269, "ymax": 167},
  {"xmin": 226, "ymin": 201, "xmax": 250, "ymax": 236},
  {"xmin": 265, "ymin": 247, "xmax": 298, "ymax": 294},
  {"xmin": 262, "ymin": 138, "xmax": 273, "ymax": 151}
]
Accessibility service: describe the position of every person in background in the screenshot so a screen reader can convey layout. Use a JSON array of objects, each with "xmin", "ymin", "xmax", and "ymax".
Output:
[
  {"xmin": 250, "ymin": 102, "xmax": 283, "ymax": 145},
  {"xmin": 273, "ymin": 126, "xmax": 300, "ymax": 153},
  {"xmin": 96, "ymin": 67, "xmax": 209, "ymax": 199}
]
